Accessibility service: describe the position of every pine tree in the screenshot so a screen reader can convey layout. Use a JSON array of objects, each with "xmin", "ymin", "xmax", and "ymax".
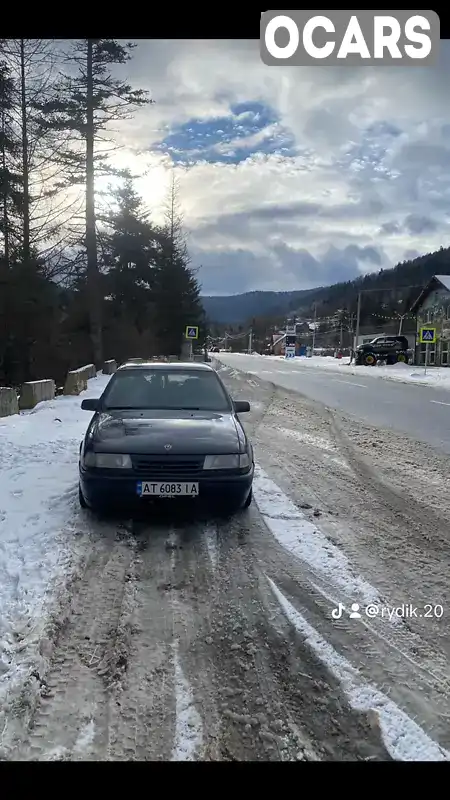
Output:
[
  {"xmin": 101, "ymin": 171, "xmax": 159, "ymax": 337},
  {"xmin": 35, "ymin": 39, "xmax": 151, "ymax": 367},
  {"xmin": 153, "ymin": 172, "xmax": 205, "ymax": 356},
  {"xmin": 0, "ymin": 60, "xmax": 23, "ymax": 263}
]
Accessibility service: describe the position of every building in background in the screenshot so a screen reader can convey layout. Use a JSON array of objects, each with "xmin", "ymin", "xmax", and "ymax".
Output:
[{"xmin": 410, "ymin": 275, "xmax": 450, "ymax": 366}]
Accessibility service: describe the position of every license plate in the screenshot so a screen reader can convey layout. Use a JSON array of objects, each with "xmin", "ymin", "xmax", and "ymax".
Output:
[{"xmin": 137, "ymin": 481, "xmax": 199, "ymax": 497}]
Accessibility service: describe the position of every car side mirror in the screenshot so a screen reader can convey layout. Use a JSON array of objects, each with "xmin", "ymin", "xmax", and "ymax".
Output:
[
  {"xmin": 81, "ymin": 398, "xmax": 100, "ymax": 411},
  {"xmin": 233, "ymin": 400, "xmax": 250, "ymax": 413}
]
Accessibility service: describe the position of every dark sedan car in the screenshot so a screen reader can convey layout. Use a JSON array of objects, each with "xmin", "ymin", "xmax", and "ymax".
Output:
[{"xmin": 78, "ymin": 361, "xmax": 254, "ymax": 515}]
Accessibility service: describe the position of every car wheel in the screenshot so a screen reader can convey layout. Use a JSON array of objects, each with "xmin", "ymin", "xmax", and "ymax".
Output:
[
  {"xmin": 364, "ymin": 353, "xmax": 376, "ymax": 366},
  {"xmin": 220, "ymin": 489, "xmax": 253, "ymax": 517},
  {"xmin": 78, "ymin": 483, "xmax": 88, "ymax": 509}
]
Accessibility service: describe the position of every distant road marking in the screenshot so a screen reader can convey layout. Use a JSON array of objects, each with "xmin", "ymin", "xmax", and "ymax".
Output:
[
  {"xmin": 430, "ymin": 400, "xmax": 450, "ymax": 407},
  {"xmin": 332, "ymin": 379, "xmax": 367, "ymax": 389}
]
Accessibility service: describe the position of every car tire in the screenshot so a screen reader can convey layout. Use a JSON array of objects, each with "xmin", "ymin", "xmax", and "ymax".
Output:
[
  {"xmin": 221, "ymin": 488, "xmax": 253, "ymax": 517},
  {"xmin": 243, "ymin": 488, "xmax": 253, "ymax": 508},
  {"xmin": 78, "ymin": 483, "xmax": 88, "ymax": 509},
  {"xmin": 364, "ymin": 353, "xmax": 377, "ymax": 366}
]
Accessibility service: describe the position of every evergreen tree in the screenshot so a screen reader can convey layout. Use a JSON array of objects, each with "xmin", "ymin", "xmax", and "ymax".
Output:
[
  {"xmin": 35, "ymin": 39, "xmax": 151, "ymax": 367},
  {"xmin": 153, "ymin": 172, "xmax": 205, "ymax": 356},
  {"xmin": 100, "ymin": 171, "xmax": 159, "ymax": 340},
  {"xmin": 0, "ymin": 60, "xmax": 23, "ymax": 263}
]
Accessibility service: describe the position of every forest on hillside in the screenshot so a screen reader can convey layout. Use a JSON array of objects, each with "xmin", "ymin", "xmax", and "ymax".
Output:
[
  {"xmin": 0, "ymin": 39, "xmax": 204, "ymax": 388},
  {"xmin": 205, "ymin": 246, "xmax": 450, "ymax": 345}
]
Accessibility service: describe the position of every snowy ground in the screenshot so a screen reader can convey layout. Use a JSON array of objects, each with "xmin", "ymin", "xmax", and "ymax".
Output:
[
  {"xmin": 1, "ymin": 365, "xmax": 450, "ymax": 760},
  {"xmin": 228, "ymin": 352, "xmax": 450, "ymax": 389},
  {"xmin": 0, "ymin": 374, "xmax": 111, "ymax": 745}
]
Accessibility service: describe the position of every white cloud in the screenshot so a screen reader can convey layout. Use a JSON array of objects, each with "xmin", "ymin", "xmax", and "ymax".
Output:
[{"xmin": 108, "ymin": 39, "xmax": 450, "ymax": 294}]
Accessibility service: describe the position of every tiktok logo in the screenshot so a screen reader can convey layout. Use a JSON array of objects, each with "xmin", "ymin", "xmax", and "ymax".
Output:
[
  {"xmin": 332, "ymin": 603, "xmax": 344, "ymax": 619},
  {"xmin": 331, "ymin": 602, "xmax": 363, "ymax": 620}
]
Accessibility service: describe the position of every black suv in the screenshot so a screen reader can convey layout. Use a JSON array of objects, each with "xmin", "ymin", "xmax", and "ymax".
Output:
[{"xmin": 355, "ymin": 335, "xmax": 411, "ymax": 366}]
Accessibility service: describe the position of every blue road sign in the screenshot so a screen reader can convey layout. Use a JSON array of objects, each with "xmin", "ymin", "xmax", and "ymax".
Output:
[
  {"xmin": 419, "ymin": 327, "xmax": 436, "ymax": 344},
  {"xmin": 185, "ymin": 326, "xmax": 199, "ymax": 339}
]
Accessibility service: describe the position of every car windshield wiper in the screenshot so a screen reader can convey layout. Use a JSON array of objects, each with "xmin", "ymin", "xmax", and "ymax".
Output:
[
  {"xmin": 167, "ymin": 406, "xmax": 201, "ymax": 410},
  {"xmin": 165, "ymin": 406, "xmax": 230, "ymax": 411},
  {"xmin": 105, "ymin": 406, "xmax": 144, "ymax": 410}
]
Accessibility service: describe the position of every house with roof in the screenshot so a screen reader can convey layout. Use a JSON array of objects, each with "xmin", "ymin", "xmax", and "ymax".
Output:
[
  {"xmin": 271, "ymin": 332, "xmax": 286, "ymax": 355},
  {"xmin": 410, "ymin": 275, "xmax": 450, "ymax": 366}
]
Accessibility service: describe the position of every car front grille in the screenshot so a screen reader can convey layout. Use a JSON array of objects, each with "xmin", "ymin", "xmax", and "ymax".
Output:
[{"xmin": 131, "ymin": 455, "xmax": 205, "ymax": 478}]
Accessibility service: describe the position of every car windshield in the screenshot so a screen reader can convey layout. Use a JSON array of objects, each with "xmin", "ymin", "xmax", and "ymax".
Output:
[{"xmin": 103, "ymin": 368, "xmax": 231, "ymax": 412}]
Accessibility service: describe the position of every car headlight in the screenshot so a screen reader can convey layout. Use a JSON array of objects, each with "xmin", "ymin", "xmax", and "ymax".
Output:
[
  {"xmin": 203, "ymin": 453, "xmax": 251, "ymax": 470},
  {"xmin": 83, "ymin": 452, "xmax": 132, "ymax": 469}
]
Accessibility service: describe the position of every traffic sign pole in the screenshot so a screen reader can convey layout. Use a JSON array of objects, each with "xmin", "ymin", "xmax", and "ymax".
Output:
[{"xmin": 418, "ymin": 326, "xmax": 436, "ymax": 374}]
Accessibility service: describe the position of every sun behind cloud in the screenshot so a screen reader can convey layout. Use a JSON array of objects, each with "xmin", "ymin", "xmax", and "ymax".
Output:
[{"xmin": 111, "ymin": 39, "xmax": 450, "ymax": 296}]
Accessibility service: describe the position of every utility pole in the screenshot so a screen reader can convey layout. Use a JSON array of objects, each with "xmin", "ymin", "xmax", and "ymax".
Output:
[
  {"xmin": 354, "ymin": 292, "xmax": 362, "ymax": 351},
  {"xmin": 312, "ymin": 303, "xmax": 317, "ymax": 354},
  {"xmin": 397, "ymin": 314, "xmax": 407, "ymax": 335},
  {"xmin": 248, "ymin": 327, "xmax": 253, "ymax": 354}
]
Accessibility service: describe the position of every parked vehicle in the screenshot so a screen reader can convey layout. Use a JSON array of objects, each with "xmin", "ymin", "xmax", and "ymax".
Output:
[
  {"xmin": 355, "ymin": 335, "xmax": 411, "ymax": 366},
  {"xmin": 78, "ymin": 361, "xmax": 254, "ymax": 516}
]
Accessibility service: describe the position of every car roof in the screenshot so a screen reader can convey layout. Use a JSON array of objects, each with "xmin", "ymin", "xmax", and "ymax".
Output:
[{"xmin": 117, "ymin": 360, "xmax": 214, "ymax": 372}]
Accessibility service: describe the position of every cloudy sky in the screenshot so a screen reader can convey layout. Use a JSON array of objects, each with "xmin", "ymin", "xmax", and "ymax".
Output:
[{"xmin": 111, "ymin": 39, "xmax": 450, "ymax": 296}]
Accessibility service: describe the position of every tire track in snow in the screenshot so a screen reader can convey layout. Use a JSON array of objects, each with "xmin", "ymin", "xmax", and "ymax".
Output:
[
  {"xmin": 168, "ymin": 521, "xmax": 220, "ymax": 760},
  {"xmin": 210, "ymin": 514, "xmax": 391, "ymax": 760},
  {"xmin": 106, "ymin": 523, "xmax": 178, "ymax": 761},
  {"xmin": 251, "ymin": 466, "xmax": 450, "ymax": 752},
  {"xmin": 267, "ymin": 577, "xmax": 450, "ymax": 761},
  {"xmin": 218, "ymin": 363, "xmax": 450, "ymax": 755},
  {"xmin": 108, "ymin": 519, "xmax": 215, "ymax": 761},
  {"xmin": 16, "ymin": 536, "xmax": 133, "ymax": 761}
]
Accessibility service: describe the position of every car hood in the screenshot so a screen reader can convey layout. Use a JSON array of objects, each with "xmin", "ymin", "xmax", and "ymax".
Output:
[{"xmin": 89, "ymin": 409, "xmax": 245, "ymax": 455}]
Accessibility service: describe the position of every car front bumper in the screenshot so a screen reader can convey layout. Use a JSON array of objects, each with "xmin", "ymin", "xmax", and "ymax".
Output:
[{"xmin": 79, "ymin": 464, "xmax": 254, "ymax": 510}]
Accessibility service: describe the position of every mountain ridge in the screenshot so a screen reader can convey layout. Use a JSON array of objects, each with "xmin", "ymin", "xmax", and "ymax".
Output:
[{"xmin": 201, "ymin": 246, "xmax": 450, "ymax": 324}]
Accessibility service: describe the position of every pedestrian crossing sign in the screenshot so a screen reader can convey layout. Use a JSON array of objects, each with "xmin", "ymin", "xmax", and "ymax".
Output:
[
  {"xmin": 185, "ymin": 325, "xmax": 199, "ymax": 339},
  {"xmin": 419, "ymin": 327, "xmax": 436, "ymax": 344}
]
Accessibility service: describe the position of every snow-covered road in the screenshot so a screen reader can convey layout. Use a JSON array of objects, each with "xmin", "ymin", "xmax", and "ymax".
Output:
[
  {"xmin": 231, "ymin": 351, "xmax": 450, "ymax": 390},
  {"xmin": 1, "ymin": 367, "xmax": 449, "ymax": 760},
  {"xmin": 216, "ymin": 352, "xmax": 450, "ymax": 456}
]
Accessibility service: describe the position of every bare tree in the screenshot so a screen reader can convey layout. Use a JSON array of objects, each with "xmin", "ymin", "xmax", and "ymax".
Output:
[
  {"xmin": 163, "ymin": 169, "xmax": 190, "ymax": 268},
  {"xmin": 0, "ymin": 39, "xmax": 76, "ymax": 263}
]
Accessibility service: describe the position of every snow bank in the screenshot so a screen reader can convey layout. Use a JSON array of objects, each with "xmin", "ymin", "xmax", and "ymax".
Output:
[
  {"xmin": 225, "ymin": 352, "xmax": 450, "ymax": 390},
  {"xmin": 253, "ymin": 465, "xmax": 380, "ymax": 606},
  {"xmin": 0, "ymin": 372, "xmax": 111, "ymax": 735}
]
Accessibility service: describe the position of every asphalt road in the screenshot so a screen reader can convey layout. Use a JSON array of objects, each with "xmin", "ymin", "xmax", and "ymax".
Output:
[{"xmin": 218, "ymin": 354, "xmax": 450, "ymax": 455}]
